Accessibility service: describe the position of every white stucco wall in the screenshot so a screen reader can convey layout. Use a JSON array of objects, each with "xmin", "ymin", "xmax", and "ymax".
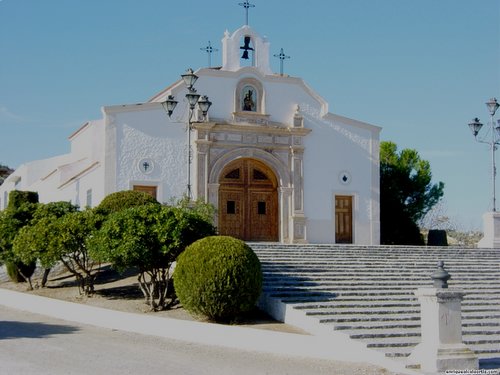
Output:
[
  {"xmin": 0, "ymin": 118, "xmax": 106, "ymax": 210},
  {"xmin": 181, "ymin": 68, "xmax": 326, "ymax": 128},
  {"xmin": 0, "ymin": 154, "xmax": 71, "ymax": 208},
  {"xmin": 103, "ymin": 104, "xmax": 187, "ymax": 203},
  {"xmin": 301, "ymin": 109, "xmax": 380, "ymax": 244}
]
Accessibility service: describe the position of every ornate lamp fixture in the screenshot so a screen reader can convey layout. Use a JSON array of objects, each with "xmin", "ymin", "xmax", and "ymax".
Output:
[
  {"xmin": 468, "ymin": 98, "xmax": 500, "ymax": 211},
  {"xmin": 161, "ymin": 68, "xmax": 212, "ymax": 199}
]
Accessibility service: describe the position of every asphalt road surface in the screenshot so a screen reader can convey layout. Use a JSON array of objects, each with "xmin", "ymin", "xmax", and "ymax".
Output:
[{"xmin": 0, "ymin": 304, "xmax": 390, "ymax": 375}]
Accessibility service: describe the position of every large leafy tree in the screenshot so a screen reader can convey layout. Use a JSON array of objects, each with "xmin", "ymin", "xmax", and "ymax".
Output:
[
  {"xmin": 380, "ymin": 141, "xmax": 444, "ymax": 245},
  {"xmin": 0, "ymin": 191, "xmax": 39, "ymax": 285},
  {"xmin": 89, "ymin": 203, "xmax": 215, "ymax": 311},
  {"xmin": 12, "ymin": 201, "xmax": 78, "ymax": 266},
  {"xmin": 12, "ymin": 202, "xmax": 105, "ymax": 293},
  {"xmin": 45, "ymin": 209, "xmax": 103, "ymax": 295}
]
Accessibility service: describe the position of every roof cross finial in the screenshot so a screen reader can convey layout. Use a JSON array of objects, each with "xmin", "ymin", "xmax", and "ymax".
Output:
[
  {"xmin": 238, "ymin": 1, "xmax": 255, "ymax": 26},
  {"xmin": 274, "ymin": 48, "xmax": 291, "ymax": 76},
  {"xmin": 200, "ymin": 41, "xmax": 218, "ymax": 68}
]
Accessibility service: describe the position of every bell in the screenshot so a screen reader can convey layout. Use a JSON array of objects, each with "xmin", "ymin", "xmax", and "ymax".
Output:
[{"xmin": 240, "ymin": 36, "xmax": 253, "ymax": 60}]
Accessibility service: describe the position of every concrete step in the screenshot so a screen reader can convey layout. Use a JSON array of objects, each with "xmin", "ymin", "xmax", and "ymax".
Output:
[
  {"xmin": 305, "ymin": 307, "xmax": 421, "ymax": 316},
  {"xmin": 332, "ymin": 321, "xmax": 422, "ymax": 331},
  {"xmin": 252, "ymin": 243, "xmax": 500, "ymax": 367},
  {"xmin": 348, "ymin": 328, "xmax": 421, "ymax": 340},
  {"xmin": 318, "ymin": 314, "xmax": 421, "ymax": 324}
]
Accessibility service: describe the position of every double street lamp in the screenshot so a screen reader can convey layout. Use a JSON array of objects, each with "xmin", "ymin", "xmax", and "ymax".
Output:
[
  {"xmin": 468, "ymin": 97, "xmax": 500, "ymax": 212},
  {"xmin": 162, "ymin": 68, "xmax": 212, "ymax": 199}
]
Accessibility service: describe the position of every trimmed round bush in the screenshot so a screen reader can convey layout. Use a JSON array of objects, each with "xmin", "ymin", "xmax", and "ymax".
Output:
[
  {"xmin": 96, "ymin": 190, "xmax": 159, "ymax": 215},
  {"xmin": 174, "ymin": 236, "xmax": 262, "ymax": 322}
]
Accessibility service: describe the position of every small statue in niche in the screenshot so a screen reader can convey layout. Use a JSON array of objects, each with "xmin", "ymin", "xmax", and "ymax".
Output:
[{"xmin": 243, "ymin": 89, "xmax": 255, "ymax": 111}]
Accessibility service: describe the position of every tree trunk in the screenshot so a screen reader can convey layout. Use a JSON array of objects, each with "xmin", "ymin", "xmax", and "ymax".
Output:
[{"xmin": 41, "ymin": 268, "xmax": 51, "ymax": 287}]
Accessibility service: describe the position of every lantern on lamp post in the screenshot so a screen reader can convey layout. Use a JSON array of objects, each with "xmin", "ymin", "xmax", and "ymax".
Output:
[
  {"xmin": 161, "ymin": 68, "xmax": 212, "ymax": 199},
  {"xmin": 468, "ymin": 98, "xmax": 500, "ymax": 212}
]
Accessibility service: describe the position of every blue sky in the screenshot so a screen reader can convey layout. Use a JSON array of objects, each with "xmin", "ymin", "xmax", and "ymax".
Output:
[{"xmin": 1, "ymin": 0, "xmax": 499, "ymax": 230}]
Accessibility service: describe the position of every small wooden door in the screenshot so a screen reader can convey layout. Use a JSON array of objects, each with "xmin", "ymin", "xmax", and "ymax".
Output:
[
  {"xmin": 133, "ymin": 185, "xmax": 157, "ymax": 199},
  {"xmin": 249, "ymin": 189, "xmax": 278, "ymax": 241},
  {"xmin": 335, "ymin": 195, "xmax": 353, "ymax": 244},
  {"xmin": 219, "ymin": 189, "xmax": 245, "ymax": 240},
  {"xmin": 219, "ymin": 159, "xmax": 278, "ymax": 241}
]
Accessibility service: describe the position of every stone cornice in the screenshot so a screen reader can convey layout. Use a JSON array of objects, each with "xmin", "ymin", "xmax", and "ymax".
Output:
[
  {"xmin": 103, "ymin": 102, "xmax": 162, "ymax": 115},
  {"xmin": 193, "ymin": 121, "xmax": 311, "ymax": 137}
]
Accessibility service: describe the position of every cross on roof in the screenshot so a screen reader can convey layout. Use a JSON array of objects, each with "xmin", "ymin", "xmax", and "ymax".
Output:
[
  {"xmin": 238, "ymin": 0, "xmax": 255, "ymax": 26},
  {"xmin": 200, "ymin": 41, "xmax": 218, "ymax": 67},
  {"xmin": 274, "ymin": 48, "xmax": 291, "ymax": 76}
]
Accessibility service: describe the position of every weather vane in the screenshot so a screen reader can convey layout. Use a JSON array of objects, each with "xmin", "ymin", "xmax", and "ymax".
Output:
[
  {"xmin": 200, "ymin": 41, "xmax": 218, "ymax": 67},
  {"xmin": 238, "ymin": 1, "xmax": 255, "ymax": 26},
  {"xmin": 274, "ymin": 48, "xmax": 291, "ymax": 76}
]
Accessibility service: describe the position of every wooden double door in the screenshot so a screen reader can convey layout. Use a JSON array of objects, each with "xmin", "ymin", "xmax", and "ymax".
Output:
[{"xmin": 218, "ymin": 159, "xmax": 279, "ymax": 241}]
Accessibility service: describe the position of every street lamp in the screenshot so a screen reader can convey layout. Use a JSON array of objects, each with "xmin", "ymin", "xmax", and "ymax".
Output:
[
  {"xmin": 468, "ymin": 97, "xmax": 500, "ymax": 212},
  {"xmin": 161, "ymin": 68, "xmax": 212, "ymax": 199}
]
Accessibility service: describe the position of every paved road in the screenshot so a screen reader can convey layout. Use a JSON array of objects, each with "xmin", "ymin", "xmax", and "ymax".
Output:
[{"xmin": 0, "ymin": 305, "xmax": 388, "ymax": 375}]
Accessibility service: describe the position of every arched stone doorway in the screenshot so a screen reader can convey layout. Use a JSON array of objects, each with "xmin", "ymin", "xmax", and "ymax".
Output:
[{"xmin": 218, "ymin": 158, "xmax": 279, "ymax": 241}]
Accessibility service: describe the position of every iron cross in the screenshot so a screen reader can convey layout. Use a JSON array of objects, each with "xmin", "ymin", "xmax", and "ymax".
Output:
[
  {"xmin": 238, "ymin": 0, "xmax": 255, "ymax": 26},
  {"xmin": 200, "ymin": 41, "xmax": 218, "ymax": 67},
  {"xmin": 274, "ymin": 48, "xmax": 291, "ymax": 76}
]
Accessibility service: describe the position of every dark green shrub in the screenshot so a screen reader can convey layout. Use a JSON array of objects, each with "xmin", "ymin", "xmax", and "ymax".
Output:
[
  {"xmin": 7, "ymin": 191, "xmax": 39, "ymax": 210},
  {"xmin": 96, "ymin": 190, "xmax": 159, "ymax": 215},
  {"xmin": 174, "ymin": 236, "xmax": 262, "ymax": 322},
  {"xmin": 0, "ymin": 191, "xmax": 39, "ymax": 286},
  {"xmin": 5, "ymin": 260, "xmax": 36, "ymax": 283},
  {"xmin": 427, "ymin": 229, "xmax": 448, "ymax": 246}
]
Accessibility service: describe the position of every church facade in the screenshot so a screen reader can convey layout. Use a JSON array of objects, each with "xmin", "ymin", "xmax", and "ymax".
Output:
[{"xmin": 0, "ymin": 24, "xmax": 381, "ymax": 245}]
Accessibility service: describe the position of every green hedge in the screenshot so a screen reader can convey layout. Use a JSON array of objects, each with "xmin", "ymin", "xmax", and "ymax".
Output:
[
  {"xmin": 174, "ymin": 236, "xmax": 262, "ymax": 322},
  {"xmin": 7, "ymin": 191, "xmax": 39, "ymax": 210}
]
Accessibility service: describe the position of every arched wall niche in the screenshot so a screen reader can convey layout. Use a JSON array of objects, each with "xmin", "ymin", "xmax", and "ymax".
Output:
[{"xmin": 235, "ymin": 77, "xmax": 264, "ymax": 114}]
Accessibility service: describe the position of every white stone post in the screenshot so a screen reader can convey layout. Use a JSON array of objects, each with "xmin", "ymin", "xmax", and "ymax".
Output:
[
  {"xmin": 408, "ymin": 287, "xmax": 478, "ymax": 372},
  {"xmin": 478, "ymin": 211, "xmax": 500, "ymax": 248}
]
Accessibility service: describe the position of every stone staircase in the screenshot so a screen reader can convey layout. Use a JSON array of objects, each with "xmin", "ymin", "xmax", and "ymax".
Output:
[{"xmin": 249, "ymin": 243, "xmax": 500, "ymax": 368}]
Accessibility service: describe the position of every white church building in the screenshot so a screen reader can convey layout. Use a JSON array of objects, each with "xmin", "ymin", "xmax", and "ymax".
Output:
[{"xmin": 1, "ymin": 21, "xmax": 381, "ymax": 245}]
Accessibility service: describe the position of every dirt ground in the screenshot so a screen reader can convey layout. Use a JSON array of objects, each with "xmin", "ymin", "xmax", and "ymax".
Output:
[{"xmin": 0, "ymin": 264, "xmax": 307, "ymax": 335}]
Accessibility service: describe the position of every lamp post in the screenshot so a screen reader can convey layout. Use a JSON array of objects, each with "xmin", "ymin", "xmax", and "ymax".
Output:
[
  {"xmin": 161, "ymin": 68, "xmax": 212, "ymax": 199},
  {"xmin": 468, "ymin": 98, "xmax": 500, "ymax": 212}
]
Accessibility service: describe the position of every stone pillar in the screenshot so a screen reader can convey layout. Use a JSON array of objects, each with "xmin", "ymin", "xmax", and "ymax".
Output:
[
  {"xmin": 478, "ymin": 211, "xmax": 500, "ymax": 248},
  {"xmin": 408, "ymin": 263, "xmax": 478, "ymax": 372},
  {"xmin": 278, "ymin": 187, "xmax": 292, "ymax": 244}
]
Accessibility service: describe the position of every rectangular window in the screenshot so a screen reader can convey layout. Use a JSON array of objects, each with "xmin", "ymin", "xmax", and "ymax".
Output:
[
  {"xmin": 86, "ymin": 189, "xmax": 92, "ymax": 208},
  {"xmin": 257, "ymin": 201, "xmax": 266, "ymax": 215},
  {"xmin": 227, "ymin": 201, "xmax": 236, "ymax": 214}
]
